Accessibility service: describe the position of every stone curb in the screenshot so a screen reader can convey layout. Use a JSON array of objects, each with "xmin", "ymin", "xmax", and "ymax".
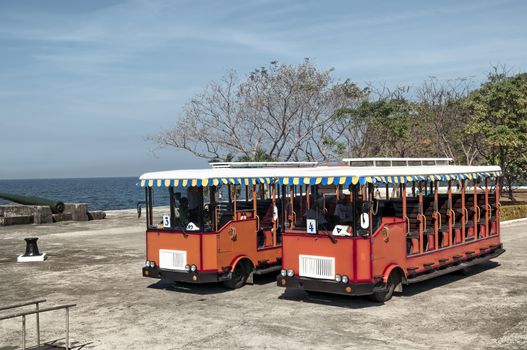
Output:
[{"xmin": 501, "ymin": 217, "xmax": 527, "ymax": 226}]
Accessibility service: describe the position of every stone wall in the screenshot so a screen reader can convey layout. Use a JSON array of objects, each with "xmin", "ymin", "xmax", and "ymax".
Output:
[
  {"xmin": 0, "ymin": 205, "xmax": 53, "ymax": 225},
  {"xmin": 0, "ymin": 203, "xmax": 104, "ymax": 226},
  {"xmin": 64, "ymin": 203, "xmax": 89, "ymax": 221}
]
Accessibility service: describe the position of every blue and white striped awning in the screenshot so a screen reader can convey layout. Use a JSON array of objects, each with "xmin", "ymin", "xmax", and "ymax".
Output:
[
  {"xmin": 276, "ymin": 171, "xmax": 502, "ymax": 186},
  {"xmin": 139, "ymin": 177, "xmax": 273, "ymax": 188},
  {"xmin": 138, "ymin": 166, "xmax": 502, "ymax": 188}
]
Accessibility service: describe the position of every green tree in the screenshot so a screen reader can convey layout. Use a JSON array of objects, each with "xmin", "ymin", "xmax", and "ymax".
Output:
[
  {"xmin": 353, "ymin": 98, "xmax": 433, "ymax": 157},
  {"xmin": 464, "ymin": 71, "xmax": 527, "ymax": 200}
]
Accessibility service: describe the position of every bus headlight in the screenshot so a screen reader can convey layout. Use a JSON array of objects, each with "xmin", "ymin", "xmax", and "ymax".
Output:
[
  {"xmin": 286, "ymin": 269, "xmax": 294, "ymax": 277},
  {"xmin": 342, "ymin": 275, "xmax": 349, "ymax": 284},
  {"xmin": 149, "ymin": 261, "xmax": 156, "ymax": 268},
  {"xmin": 185, "ymin": 264, "xmax": 191, "ymax": 272},
  {"xmin": 190, "ymin": 264, "xmax": 197, "ymax": 272},
  {"xmin": 335, "ymin": 274, "xmax": 342, "ymax": 283},
  {"xmin": 145, "ymin": 260, "xmax": 150, "ymax": 267},
  {"xmin": 280, "ymin": 269, "xmax": 287, "ymax": 277}
]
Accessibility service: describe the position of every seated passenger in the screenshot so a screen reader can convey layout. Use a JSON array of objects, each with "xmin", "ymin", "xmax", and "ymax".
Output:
[
  {"xmin": 260, "ymin": 203, "xmax": 277, "ymax": 228},
  {"xmin": 303, "ymin": 198, "xmax": 329, "ymax": 230},
  {"xmin": 334, "ymin": 198, "xmax": 353, "ymax": 224}
]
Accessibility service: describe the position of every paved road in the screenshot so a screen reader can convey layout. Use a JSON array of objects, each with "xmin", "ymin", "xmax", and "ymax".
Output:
[{"xmin": 0, "ymin": 211, "xmax": 525, "ymax": 349}]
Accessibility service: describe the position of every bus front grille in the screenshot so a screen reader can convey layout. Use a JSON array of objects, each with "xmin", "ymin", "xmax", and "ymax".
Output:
[
  {"xmin": 299, "ymin": 255, "xmax": 335, "ymax": 279},
  {"xmin": 159, "ymin": 249, "xmax": 187, "ymax": 270}
]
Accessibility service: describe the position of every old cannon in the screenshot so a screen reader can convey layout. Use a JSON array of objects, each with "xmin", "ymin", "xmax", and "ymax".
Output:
[{"xmin": 0, "ymin": 192, "xmax": 65, "ymax": 214}]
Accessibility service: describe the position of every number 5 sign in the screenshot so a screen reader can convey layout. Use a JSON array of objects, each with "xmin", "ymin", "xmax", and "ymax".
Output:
[{"xmin": 163, "ymin": 215, "xmax": 171, "ymax": 228}]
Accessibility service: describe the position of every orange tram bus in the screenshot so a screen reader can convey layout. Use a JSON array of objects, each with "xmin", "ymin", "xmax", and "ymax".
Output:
[
  {"xmin": 276, "ymin": 158, "xmax": 505, "ymax": 302},
  {"xmin": 139, "ymin": 162, "xmax": 317, "ymax": 289}
]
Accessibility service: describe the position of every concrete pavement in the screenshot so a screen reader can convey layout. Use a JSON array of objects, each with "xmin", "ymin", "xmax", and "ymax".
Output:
[{"xmin": 0, "ymin": 210, "xmax": 525, "ymax": 349}]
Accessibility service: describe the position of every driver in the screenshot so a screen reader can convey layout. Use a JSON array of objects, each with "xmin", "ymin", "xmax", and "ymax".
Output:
[
  {"xmin": 173, "ymin": 192, "xmax": 182, "ymax": 208},
  {"xmin": 178, "ymin": 197, "xmax": 190, "ymax": 226},
  {"xmin": 187, "ymin": 187, "xmax": 201, "ymax": 222}
]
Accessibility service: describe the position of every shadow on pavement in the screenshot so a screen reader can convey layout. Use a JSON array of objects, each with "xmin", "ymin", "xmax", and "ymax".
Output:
[
  {"xmin": 147, "ymin": 279, "xmax": 229, "ymax": 295},
  {"xmin": 11, "ymin": 338, "xmax": 94, "ymax": 350},
  {"xmin": 253, "ymin": 273, "xmax": 279, "ymax": 285},
  {"xmin": 278, "ymin": 287, "xmax": 381, "ymax": 309},
  {"xmin": 147, "ymin": 270, "xmax": 281, "ymax": 294},
  {"xmin": 401, "ymin": 260, "xmax": 500, "ymax": 296}
]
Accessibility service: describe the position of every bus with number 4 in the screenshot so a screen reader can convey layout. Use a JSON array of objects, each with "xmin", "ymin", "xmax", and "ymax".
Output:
[{"xmin": 275, "ymin": 158, "xmax": 505, "ymax": 302}]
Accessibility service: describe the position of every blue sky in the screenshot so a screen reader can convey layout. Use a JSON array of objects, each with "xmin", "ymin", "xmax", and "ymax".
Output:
[{"xmin": 0, "ymin": 0, "xmax": 525, "ymax": 179}]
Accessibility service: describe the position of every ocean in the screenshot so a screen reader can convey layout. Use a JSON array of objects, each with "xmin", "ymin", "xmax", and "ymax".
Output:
[{"xmin": 0, "ymin": 177, "xmax": 146, "ymax": 211}]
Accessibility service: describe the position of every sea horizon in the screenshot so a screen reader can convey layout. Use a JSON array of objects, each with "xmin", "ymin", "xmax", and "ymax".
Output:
[
  {"xmin": 0, "ymin": 177, "xmax": 146, "ymax": 211},
  {"xmin": 0, "ymin": 175, "xmax": 140, "ymax": 181}
]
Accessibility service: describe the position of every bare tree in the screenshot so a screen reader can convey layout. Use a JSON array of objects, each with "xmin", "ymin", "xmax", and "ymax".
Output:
[
  {"xmin": 416, "ymin": 77, "xmax": 480, "ymax": 164},
  {"xmin": 151, "ymin": 60, "xmax": 367, "ymax": 162}
]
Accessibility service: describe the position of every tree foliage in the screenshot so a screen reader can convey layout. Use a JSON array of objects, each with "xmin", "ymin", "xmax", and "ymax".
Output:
[{"xmin": 464, "ymin": 70, "xmax": 527, "ymax": 200}]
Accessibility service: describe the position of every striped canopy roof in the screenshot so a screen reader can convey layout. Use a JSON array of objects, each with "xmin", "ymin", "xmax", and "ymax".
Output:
[{"xmin": 139, "ymin": 165, "xmax": 502, "ymax": 188}]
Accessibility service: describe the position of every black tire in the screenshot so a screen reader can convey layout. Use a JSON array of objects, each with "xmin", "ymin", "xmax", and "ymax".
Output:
[
  {"xmin": 223, "ymin": 262, "xmax": 248, "ymax": 290},
  {"xmin": 370, "ymin": 271, "xmax": 398, "ymax": 303}
]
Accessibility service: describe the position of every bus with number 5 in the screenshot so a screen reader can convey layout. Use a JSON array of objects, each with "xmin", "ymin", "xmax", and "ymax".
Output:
[{"xmin": 139, "ymin": 162, "xmax": 317, "ymax": 289}]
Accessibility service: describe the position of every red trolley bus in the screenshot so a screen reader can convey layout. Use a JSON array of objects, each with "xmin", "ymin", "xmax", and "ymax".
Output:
[{"xmin": 276, "ymin": 158, "xmax": 505, "ymax": 302}]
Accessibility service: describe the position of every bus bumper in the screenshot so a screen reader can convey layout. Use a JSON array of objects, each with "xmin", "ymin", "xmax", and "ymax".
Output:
[
  {"xmin": 142, "ymin": 267, "xmax": 219, "ymax": 283},
  {"xmin": 277, "ymin": 275, "xmax": 385, "ymax": 296}
]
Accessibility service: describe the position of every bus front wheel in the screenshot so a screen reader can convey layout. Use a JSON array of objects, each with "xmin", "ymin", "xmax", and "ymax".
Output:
[
  {"xmin": 370, "ymin": 271, "xmax": 399, "ymax": 303},
  {"xmin": 223, "ymin": 262, "xmax": 249, "ymax": 289}
]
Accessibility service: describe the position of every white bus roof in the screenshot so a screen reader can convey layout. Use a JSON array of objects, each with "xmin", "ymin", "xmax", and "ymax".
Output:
[
  {"xmin": 342, "ymin": 157, "xmax": 452, "ymax": 166},
  {"xmin": 210, "ymin": 161, "xmax": 318, "ymax": 168},
  {"xmin": 139, "ymin": 162, "xmax": 501, "ymax": 188}
]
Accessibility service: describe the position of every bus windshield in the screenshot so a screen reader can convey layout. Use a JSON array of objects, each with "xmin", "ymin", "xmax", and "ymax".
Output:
[
  {"xmin": 144, "ymin": 184, "xmax": 275, "ymax": 233},
  {"xmin": 145, "ymin": 186, "xmax": 210, "ymax": 232}
]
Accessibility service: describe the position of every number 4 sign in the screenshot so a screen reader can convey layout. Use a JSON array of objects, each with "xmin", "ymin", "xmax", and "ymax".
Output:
[{"xmin": 307, "ymin": 219, "xmax": 317, "ymax": 234}]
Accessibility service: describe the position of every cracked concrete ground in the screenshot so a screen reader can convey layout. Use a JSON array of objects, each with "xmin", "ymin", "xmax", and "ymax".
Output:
[{"xmin": 0, "ymin": 210, "xmax": 526, "ymax": 349}]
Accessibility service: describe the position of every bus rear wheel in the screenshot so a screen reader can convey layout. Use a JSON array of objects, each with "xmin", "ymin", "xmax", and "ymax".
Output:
[
  {"xmin": 223, "ymin": 262, "xmax": 249, "ymax": 290},
  {"xmin": 370, "ymin": 271, "xmax": 398, "ymax": 303}
]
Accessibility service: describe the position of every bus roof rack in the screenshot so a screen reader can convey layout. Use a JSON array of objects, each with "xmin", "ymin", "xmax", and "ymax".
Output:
[
  {"xmin": 342, "ymin": 158, "xmax": 453, "ymax": 167},
  {"xmin": 210, "ymin": 161, "xmax": 318, "ymax": 169}
]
